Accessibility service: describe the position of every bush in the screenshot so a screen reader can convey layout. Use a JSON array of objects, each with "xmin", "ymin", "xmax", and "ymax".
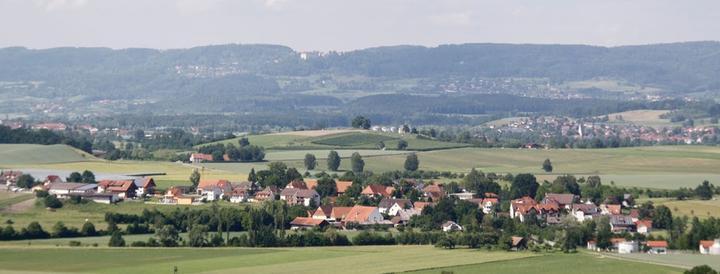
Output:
[
  {"xmin": 108, "ymin": 231, "xmax": 125, "ymax": 247},
  {"xmin": 352, "ymin": 231, "xmax": 396, "ymax": 245},
  {"xmin": 68, "ymin": 241, "xmax": 82, "ymax": 247},
  {"xmin": 35, "ymin": 190, "xmax": 49, "ymax": 198},
  {"xmin": 43, "ymin": 195, "xmax": 63, "ymax": 209},
  {"xmin": 685, "ymin": 265, "xmax": 719, "ymax": 274}
]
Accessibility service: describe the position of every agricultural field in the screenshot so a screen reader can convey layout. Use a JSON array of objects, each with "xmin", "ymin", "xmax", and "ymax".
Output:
[
  {"xmin": 0, "ymin": 245, "xmax": 534, "ymax": 274},
  {"xmin": 612, "ymin": 253, "xmax": 720, "ymax": 271},
  {"xmin": 604, "ymin": 109, "xmax": 676, "ymax": 127},
  {"xmin": 199, "ymin": 130, "xmax": 470, "ymax": 151},
  {"xmin": 407, "ymin": 252, "xmax": 682, "ymax": 274},
  {"xmin": 0, "ymin": 144, "xmax": 97, "ymax": 165}
]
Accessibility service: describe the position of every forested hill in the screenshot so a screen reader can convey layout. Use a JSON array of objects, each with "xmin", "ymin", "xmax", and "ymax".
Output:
[{"xmin": 1, "ymin": 41, "xmax": 719, "ymax": 123}]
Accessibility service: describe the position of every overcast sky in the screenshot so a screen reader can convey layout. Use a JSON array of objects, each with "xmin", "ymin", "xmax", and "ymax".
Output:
[{"xmin": 1, "ymin": 0, "xmax": 718, "ymax": 51}]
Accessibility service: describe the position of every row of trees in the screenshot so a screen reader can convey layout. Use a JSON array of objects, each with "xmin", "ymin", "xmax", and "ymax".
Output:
[
  {"xmin": 197, "ymin": 139, "xmax": 265, "ymax": 162},
  {"xmin": 303, "ymin": 151, "xmax": 419, "ymax": 172},
  {"xmin": 0, "ymin": 125, "xmax": 93, "ymax": 153}
]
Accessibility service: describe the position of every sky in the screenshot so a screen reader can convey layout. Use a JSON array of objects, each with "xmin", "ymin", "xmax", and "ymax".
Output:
[{"xmin": 0, "ymin": 0, "xmax": 718, "ymax": 52}]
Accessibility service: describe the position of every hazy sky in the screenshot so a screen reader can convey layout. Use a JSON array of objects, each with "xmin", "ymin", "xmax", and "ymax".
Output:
[{"xmin": 1, "ymin": 0, "xmax": 718, "ymax": 51}]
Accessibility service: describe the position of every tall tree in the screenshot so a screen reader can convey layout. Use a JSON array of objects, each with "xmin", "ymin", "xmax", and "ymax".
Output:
[
  {"xmin": 404, "ymin": 153, "xmax": 419, "ymax": 171},
  {"xmin": 81, "ymin": 170, "xmax": 96, "ymax": 184},
  {"xmin": 351, "ymin": 116, "xmax": 371, "ymax": 129},
  {"xmin": 397, "ymin": 140, "xmax": 408, "ymax": 150},
  {"xmin": 248, "ymin": 168, "xmax": 257, "ymax": 182},
  {"xmin": 189, "ymin": 169, "xmax": 201, "ymax": 189},
  {"xmin": 350, "ymin": 152, "xmax": 364, "ymax": 173},
  {"xmin": 542, "ymin": 158, "xmax": 553, "ymax": 172},
  {"xmin": 66, "ymin": 172, "xmax": 83, "ymax": 183},
  {"xmin": 327, "ymin": 150, "xmax": 341, "ymax": 171},
  {"xmin": 108, "ymin": 231, "xmax": 125, "ymax": 247},
  {"xmin": 15, "ymin": 174, "xmax": 36, "ymax": 189},
  {"xmin": 510, "ymin": 173, "xmax": 539, "ymax": 199},
  {"xmin": 315, "ymin": 176, "xmax": 337, "ymax": 197},
  {"xmin": 695, "ymin": 180, "xmax": 714, "ymax": 200},
  {"xmin": 653, "ymin": 205, "xmax": 673, "ymax": 229},
  {"xmin": 304, "ymin": 153, "xmax": 317, "ymax": 170}
]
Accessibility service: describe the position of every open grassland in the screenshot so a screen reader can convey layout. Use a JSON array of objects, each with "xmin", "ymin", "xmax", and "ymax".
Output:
[
  {"xmin": 636, "ymin": 197, "xmax": 720, "ymax": 219},
  {"xmin": 0, "ymin": 245, "xmax": 533, "ymax": 274},
  {"xmin": 0, "ymin": 192, "xmax": 34, "ymax": 211},
  {"xmin": 484, "ymin": 116, "xmax": 528, "ymax": 127},
  {"xmin": 407, "ymin": 252, "xmax": 682, "ymax": 274},
  {"xmin": 604, "ymin": 109, "xmax": 676, "ymax": 127},
  {"xmin": 0, "ymin": 144, "xmax": 96, "ymax": 165},
  {"xmin": 612, "ymin": 253, "xmax": 720, "ymax": 271},
  {"xmin": 199, "ymin": 130, "xmax": 469, "ymax": 151}
]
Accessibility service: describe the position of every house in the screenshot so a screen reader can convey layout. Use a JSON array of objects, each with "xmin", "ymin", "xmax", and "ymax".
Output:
[
  {"xmin": 600, "ymin": 204, "xmax": 622, "ymax": 215},
  {"xmin": 162, "ymin": 186, "xmax": 199, "ymax": 205},
  {"xmin": 361, "ymin": 184, "xmax": 394, "ymax": 197},
  {"xmin": 290, "ymin": 217, "xmax": 328, "ymax": 230},
  {"xmin": 469, "ymin": 198, "xmax": 499, "ymax": 214},
  {"xmin": 254, "ymin": 186, "xmax": 279, "ymax": 202},
  {"xmin": 48, "ymin": 182, "xmax": 96, "ymax": 198},
  {"xmin": 618, "ymin": 240, "xmax": 639, "ymax": 254},
  {"xmin": 133, "ymin": 177, "xmax": 156, "ymax": 197},
  {"xmin": 286, "ymin": 180, "xmax": 308, "ymax": 189},
  {"xmin": 587, "ymin": 240, "xmax": 597, "ymax": 251},
  {"xmin": 699, "ymin": 239, "xmax": 720, "ymax": 255},
  {"xmin": 510, "ymin": 196, "xmax": 538, "ymax": 221},
  {"xmin": 304, "ymin": 179, "xmax": 318, "ymax": 190},
  {"xmin": 97, "ymin": 180, "xmax": 137, "ymax": 199},
  {"xmin": 44, "ymin": 175, "xmax": 63, "ymax": 184},
  {"xmin": 0, "ymin": 170, "xmax": 22, "ymax": 185},
  {"xmin": 378, "ymin": 198, "xmax": 412, "ymax": 216},
  {"xmin": 510, "ymin": 236, "xmax": 527, "ymax": 251},
  {"xmin": 646, "ymin": 241, "xmax": 668, "ymax": 254},
  {"xmin": 335, "ymin": 180, "xmax": 353, "ymax": 195},
  {"xmin": 280, "ymin": 188, "xmax": 320, "ymax": 207},
  {"xmin": 189, "ymin": 153, "xmax": 213, "ymax": 163},
  {"xmin": 312, "ymin": 205, "xmax": 335, "ymax": 220},
  {"xmin": 542, "ymin": 193, "xmax": 577, "ymax": 209},
  {"xmin": 571, "ymin": 203, "xmax": 599, "ymax": 222},
  {"xmin": 448, "ymin": 192, "xmax": 475, "ymax": 200},
  {"xmin": 441, "ymin": 221, "xmax": 463, "ymax": 232},
  {"xmin": 391, "ymin": 208, "xmax": 421, "ymax": 226},
  {"xmin": 328, "ymin": 207, "xmax": 353, "ymax": 222},
  {"xmin": 414, "ymin": 201, "xmax": 433, "ymax": 212},
  {"xmin": 610, "ymin": 215, "xmax": 636, "ymax": 233},
  {"xmin": 196, "ymin": 179, "xmax": 232, "ymax": 201},
  {"xmin": 229, "ymin": 189, "xmax": 250, "ymax": 203},
  {"xmin": 233, "ymin": 181, "xmax": 257, "ymax": 193},
  {"xmin": 343, "ymin": 206, "xmax": 384, "ymax": 225},
  {"xmin": 422, "ymin": 184, "xmax": 445, "ymax": 201},
  {"xmin": 635, "ymin": 219, "xmax": 653, "ymax": 234}
]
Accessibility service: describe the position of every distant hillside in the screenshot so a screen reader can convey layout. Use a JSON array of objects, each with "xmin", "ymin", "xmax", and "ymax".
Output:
[
  {"xmin": 0, "ymin": 144, "xmax": 97, "ymax": 166},
  {"xmin": 2, "ymin": 42, "xmax": 719, "ymax": 126}
]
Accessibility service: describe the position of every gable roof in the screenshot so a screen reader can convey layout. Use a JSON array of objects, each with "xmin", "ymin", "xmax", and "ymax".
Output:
[
  {"xmin": 344, "ymin": 206, "xmax": 379, "ymax": 223},
  {"xmin": 361, "ymin": 184, "xmax": 394, "ymax": 197},
  {"xmin": 543, "ymin": 193, "xmax": 576, "ymax": 205},
  {"xmin": 378, "ymin": 198, "xmax": 412, "ymax": 209},
  {"xmin": 198, "ymin": 179, "xmax": 232, "ymax": 190},
  {"xmin": 134, "ymin": 177, "xmax": 155, "ymax": 189},
  {"xmin": 423, "ymin": 184, "xmax": 444, "ymax": 194},
  {"xmin": 635, "ymin": 219, "xmax": 653, "ymax": 228},
  {"xmin": 97, "ymin": 180, "xmax": 136, "ymax": 192},
  {"xmin": 49, "ymin": 182, "xmax": 91, "ymax": 191},
  {"xmin": 646, "ymin": 241, "xmax": 668, "ymax": 248},
  {"xmin": 290, "ymin": 217, "xmax": 327, "ymax": 227},
  {"xmin": 286, "ymin": 180, "xmax": 308, "ymax": 189},
  {"xmin": 511, "ymin": 236, "xmax": 525, "ymax": 247},
  {"xmin": 414, "ymin": 202, "xmax": 433, "ymax": 211},
  {"xmin": 700, "ymin": 240, "xmax": 716, "ymax": 248},
  {"xmin": 330, "ymin": 207, "xmax": 353, "ymax": 220},
  {"xmin": 304, "ymin": 179, "xmax": 318, "ymax": 190},
  {"xmin": 313, "ymin": 205, "xmax": 334, "ymax": 218},
  {"xmin": 336, "ymin": 181, "xmax": 353, "ymax": 193},
  {"xmin": 190, "ymin": 153, "xmax": 213, "ymax": 161}
]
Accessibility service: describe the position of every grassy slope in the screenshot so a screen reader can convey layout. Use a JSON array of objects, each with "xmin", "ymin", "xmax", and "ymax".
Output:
[
  {"xmin": 0, "ymin": 144, "xmax": 96, "ymax": 165},
  {"xmin": 0, "ymin": 246, "xmax": 533, "ymax": 274},
  {"xmin": 407, "ymin": 252, "xmax": 682, "ymax": 274}
]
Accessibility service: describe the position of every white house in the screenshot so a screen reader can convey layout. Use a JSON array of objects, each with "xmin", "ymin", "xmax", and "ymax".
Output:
[
  {"xmin": 378, "ymin": 198, "xmax": 412, "ymax": 216},
  {"xmin": 700, "ymin": 239, "xmax": 720, "ymax": 255},
  {"xmin": 441, "ymin": 221, "xmax": 463, "ymax": 232},
  {"xmin": 344, "ymin": 206, "xmax": 385, "ymax": 225},
  {"xmin": 618, "ymin": 241, "xmax": 638, "ymax": 254}
]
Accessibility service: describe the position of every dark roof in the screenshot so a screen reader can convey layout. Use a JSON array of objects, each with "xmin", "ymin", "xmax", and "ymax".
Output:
[
  {"xmin": 378, "ymin": 198, "xmax": 412, "ymax": 209},
  {"xmin": 543, "ymin": 193, "xmax": 576, "ymax": 205}
]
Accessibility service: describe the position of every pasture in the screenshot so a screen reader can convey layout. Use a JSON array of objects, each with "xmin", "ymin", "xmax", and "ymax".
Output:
[
  {"xmin": 612, "ymin": 253, "xmax": 720, "ymax": 271},
  {"xmin": 0, "ymin": 144, "xmax": 96, "ymax": 165},
  {"xmin": 407, "ymin": 252, "xmax": 682, "ymax": 274},
  {"xmin": 604, "ymin": 109, "xmax": 676, "ymax": 127},
  {"xmin": 198, "ymin": 130, "xmax": 469, "ymax": 151},
  {"xmin": 636, "ymin": 197, "xmax": 720, "ymax": 219},
  {"xmin": 0, "ymin": 245, "xmax": 533, "ymax": 274}
]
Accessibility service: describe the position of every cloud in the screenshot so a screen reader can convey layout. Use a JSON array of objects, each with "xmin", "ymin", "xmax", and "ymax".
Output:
[
  {"xmin": 33, "ymin": 0, "xmax": 88, "ymax": 11},
  {"xmin": 428, "ymin": 12, "xmax": 472, "ymax": 27}
]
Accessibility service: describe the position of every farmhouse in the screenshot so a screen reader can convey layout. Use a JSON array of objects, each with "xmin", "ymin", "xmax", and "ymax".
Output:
[
  {"xmin": 542, "ymin": 193, "xmax": 577, "ymax": 209},
  {"xmin": 189, "ymin": 153, "xmax": 213, "ymax": 163},
  {"xmin": 610, "ymin": 215, "xmax": 636, "ymax": 233},
  {"xmin": 0, "ymin": 170, "xmax": 22, "ymax": 185},
  {"xmin": 229, "ymin": 188, "xmax": 250, "ymax": 203},
  {"xmin": 571, "ymin": 203, "xmax": 599, "ymax": 222},
  {"xmin": 635, "ymin": 219, "xmax": 653, "ymax": 234},
  {"xmin": 422, "ymin": 184, "xmax": 445, "ymax": 201},
  {"xmin": 97, "ymin": 180, "xmax": 137, "ymax": 199}
]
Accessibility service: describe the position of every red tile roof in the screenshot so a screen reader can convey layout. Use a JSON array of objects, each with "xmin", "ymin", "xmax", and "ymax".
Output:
[
  {"xmin": 344, "ymin": 206, "xmax": 378, "ymax": 223},
  {"xmin": 700, "ymin": 240, "xmax": 715, "ymax": 248},
  {"xmin": 336, "ymin": 181, "xmax": 353, "ymax": 193},
  {"xmin": 361, "ymin": 184, "xmax": 394, "ymax": 197},
  {"xmin": 635, "ymin": 219, "xmax": 653, "ymax": 228},
  {"xmin": 646, "ymin": 241, "xmax": 668, "ymax": 248},
  {"xmin": 290, "ymin": 217, "xmax": 327, "ymax": 227}
]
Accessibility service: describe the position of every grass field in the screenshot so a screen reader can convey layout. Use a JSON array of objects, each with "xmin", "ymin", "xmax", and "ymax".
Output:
[
  {"xmin": 0, "ymin": 246, "xmax": 534, "ymax": 274},
  {"xmin": 199, "ymin": 130, "xmax": 470, "ymax": 151},
  {"xmin": 407, "ymin": 252, "xmax": 682, "ymax": 274},
  {"xmin": 636, "ymin": 197, "xmax": 720, "ymax": 219},
  {"xmin": 0, "ymin": 144, "xmax": 96, "ymax": 165},
  {"xmin": 612, "ymin": 253, "xmax": 720, "ymax": 271},
  {"xmin": 0, "ymin": 192, "xmax": 34, "ymax": 211}
]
